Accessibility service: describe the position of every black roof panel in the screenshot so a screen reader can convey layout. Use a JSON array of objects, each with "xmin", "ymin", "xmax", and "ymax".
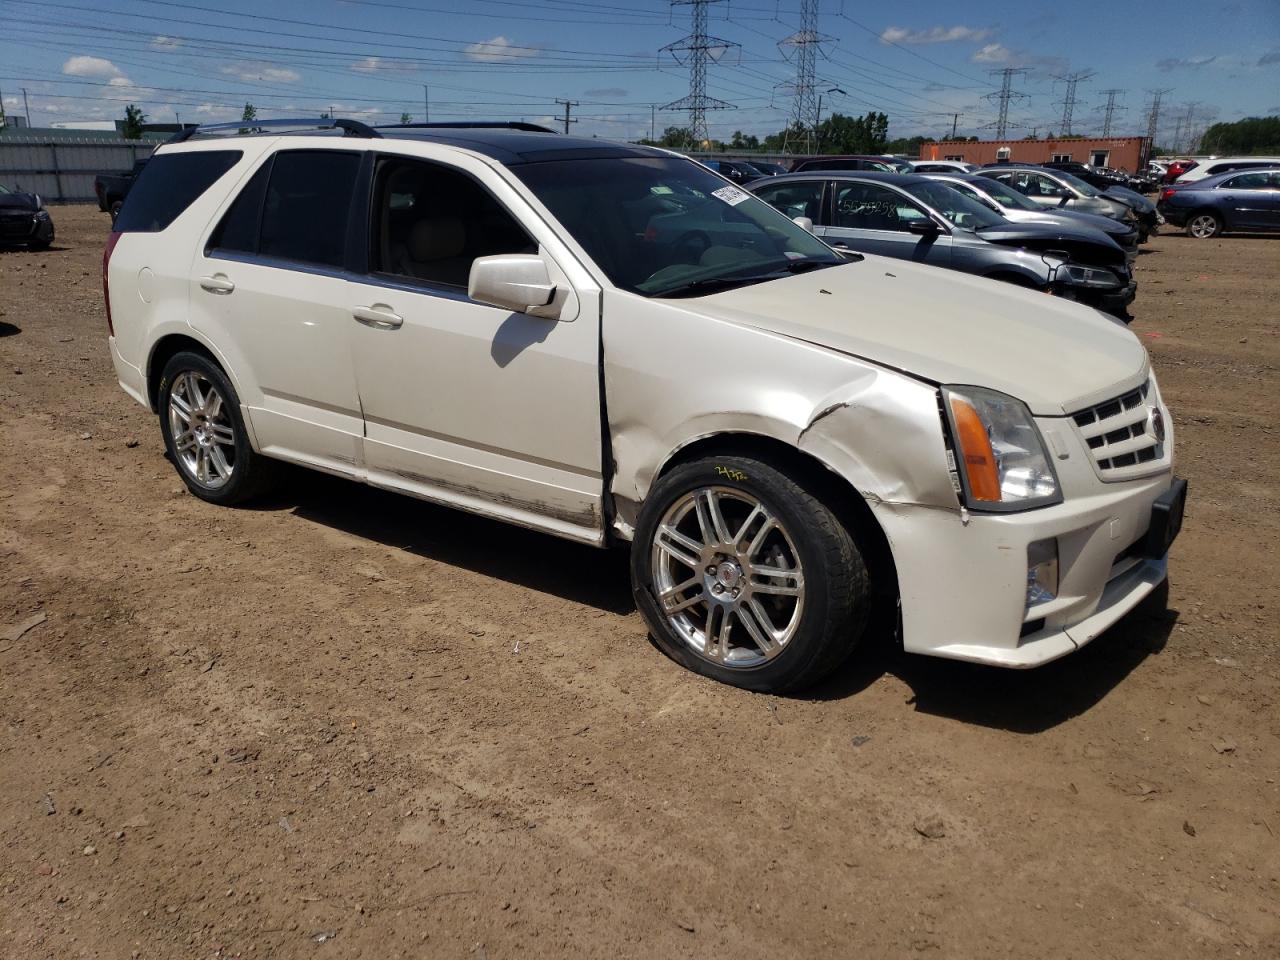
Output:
[{"xmin": 376, "ymin": 128, "xmax": 666, "ymax": 165}]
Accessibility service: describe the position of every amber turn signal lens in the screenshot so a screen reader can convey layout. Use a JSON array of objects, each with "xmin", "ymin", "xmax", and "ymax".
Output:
[{"xmin": 949, "ymin": 395, "xmax": 1001, "ymax": 502}]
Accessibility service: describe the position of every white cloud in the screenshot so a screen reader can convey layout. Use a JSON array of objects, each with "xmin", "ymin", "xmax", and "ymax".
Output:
[
  {"xmin": 350, "ymin": 56, "xmax": 417, "ymax": 74},
  {"xmin": 463, "ymin": 36, "xmax": 540, "ymax": 63},
  {"xmin": 220, "ymin": 62, "xmax": 300, "ymax": 83},
  {"xmin": 62, "ymin": 55, "xmax": 123, "ymax": 78},
  {"xmin": 881, "ymin": 25, "xmax": 992, "ymax": 45},
  {"xmin": 972, "ymin": 43, "xmax": 1012, "ymax": 63},
  {"xmin": 151, "ymin": 36, "xmax": 183, "ymax": 50},
  {"xmin": 1156, "ymin": 55, "xmax": 1218, "ymax": 71}
]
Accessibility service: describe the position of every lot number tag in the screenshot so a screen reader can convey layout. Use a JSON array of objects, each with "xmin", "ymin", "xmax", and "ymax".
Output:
[{"xmin": 712, "ymin": 185, "xmax": 750, "ymax": 206}]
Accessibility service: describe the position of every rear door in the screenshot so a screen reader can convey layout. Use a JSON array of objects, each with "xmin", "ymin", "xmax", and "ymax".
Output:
[
  {"xmin": 187, "ymin": 147, "xmax": 366, "ymax": 476},
  {"xmin": 819, "ymin": 181, "xmax": 952, "ymax": 266},
  {"xmin": 343, "ymin": 150, "xmax": 605, "ymax": 543}
]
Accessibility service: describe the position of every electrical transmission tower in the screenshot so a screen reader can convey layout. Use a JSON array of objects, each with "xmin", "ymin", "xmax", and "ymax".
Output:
[
  {"xmin": 1144, "ymin": 88, "xmax": 1172, "ymax": 148},
  {"xmin": 660, "ymin": 0, "xmax": 738, "ymax": 145},
  {"xmin": 1054, "ymin": 70, "xmax": 1095, "ymax": 136},
  {"xmin": 982, "ymin": 68, "xmax": 1028, "ymax": 139},
  {"xmin": 1096, "ymin": 88, "xmax": 1124, "ymax": 137},
  {"xmin": 777, "ymin": 0, "xmax": 831, "ymax": 154}
]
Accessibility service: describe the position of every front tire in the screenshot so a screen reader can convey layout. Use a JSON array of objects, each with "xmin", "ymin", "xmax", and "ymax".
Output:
[
  {"xmin": 157, "ymin": 350, "xmax": 278, "ymax": 505},
  {"xmin": 631, "ymin": 455, "xmax": 868, "ymax": 692},
  {"xmin": 1186, "ymin": 211, "xmax": 1222, "ymax": 239}
]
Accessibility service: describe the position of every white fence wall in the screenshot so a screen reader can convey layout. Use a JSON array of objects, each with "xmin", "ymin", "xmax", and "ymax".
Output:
[{"xmin": 0, "ymin": 138, "xmax": 157, "ymax": 203}]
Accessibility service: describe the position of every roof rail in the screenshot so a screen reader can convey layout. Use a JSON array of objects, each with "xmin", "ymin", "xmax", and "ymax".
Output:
[
  {"xmin": 377, "ymin": 121, "xmax": 557, "ymax": 134},
  {"xmin": 166, "ymin": 118, "xmax": 381, "ymax": 144}
]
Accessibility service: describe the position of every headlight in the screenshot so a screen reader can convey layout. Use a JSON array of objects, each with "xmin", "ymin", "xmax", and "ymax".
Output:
[
  {"xmin": 1058, "ymin": 264, "xmax": 1123, "ymax": 289},
  {"xmin": 34, "ymin": 194, "xmax": 43, "ymax": 210},
  {"xmin": 942, "ymin": 386, "xmax": 1062, "ymax": 511}
]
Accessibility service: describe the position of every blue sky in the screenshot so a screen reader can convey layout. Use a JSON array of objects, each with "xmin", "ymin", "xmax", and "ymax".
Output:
[{"xmin": 1, "ymin": 0, "xmax": 1276, "ymax": 146}]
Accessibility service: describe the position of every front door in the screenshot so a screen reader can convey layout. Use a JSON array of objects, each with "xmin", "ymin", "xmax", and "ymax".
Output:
[
  {"xmin": 1218, "ymin": 172, "xmax": 1280, "ymax": 230},
  {"xmin": 345, "ymin": 152, "xmax": 605, "ymax": 543},
  {"xmin": 818, "ymin": 181, "xmax": 952, "ymax": 267},
  {"xmin": 188, "ymin": 148, "xmax": 366, "ymax": 475}
]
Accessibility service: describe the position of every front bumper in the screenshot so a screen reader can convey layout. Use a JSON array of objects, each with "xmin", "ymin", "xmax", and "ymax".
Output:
[
  {"xmin": 873, "ymin": 443, "xmax": 1178, "ymax": 668},
  {"xmin": 0, "ymin": 211, "xmax": 52, "ymax": 246}
]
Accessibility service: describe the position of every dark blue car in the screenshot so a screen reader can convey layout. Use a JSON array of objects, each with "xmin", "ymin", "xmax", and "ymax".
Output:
[{"xmin": 1158, "ymin": 167, "xmax": 1280, "ymax": 238}]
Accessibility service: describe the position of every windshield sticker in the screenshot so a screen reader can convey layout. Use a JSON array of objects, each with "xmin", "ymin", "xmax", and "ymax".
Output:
[
  {"xmin": 712, "ymin": 185, "xmax": 750, "ymax": 206},
  {"xmin": 650, "ymin": 185, "xmax": 673, "ymax": 195}
]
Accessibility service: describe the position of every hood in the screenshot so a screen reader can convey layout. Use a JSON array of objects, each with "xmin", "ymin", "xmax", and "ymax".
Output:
[
  {"xmin": 0, "ymin": 191, "xmax": 38, "ymax": 211},
  {"xmin": 1103, "ymin": 185, "xmax": 1155, "ymax": 214},
  {"xmin": 685, "ymin": 256, "xmax": 1148, "ymax": 416},
  {"xmin": 970, "ymin": 221, "xmax": 1125, "ymax": 266},
  {"xmin": 1050, "ymin": 208, "xmax": 1134, "ymax": 239}
]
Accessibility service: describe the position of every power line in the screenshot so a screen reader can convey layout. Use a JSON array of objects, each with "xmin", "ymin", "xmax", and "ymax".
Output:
[
  {"xmin": 554, "ymin": 98, "xmax": 578, "ymax": 134},
  {"xmin": 1054, "ymin": 70, "xmax": 1095, "ymax": 137},
  {"xmin": 660, "ymin": 0, "xmax": 738, "ymax": 143},
  {"xmin": 1144, "ymin": 88, "xmax": 1172, "ymax": 148},
  {"xmin": 982, "ymin": 68, "xmax": 1028, "ymax": 139},
  {"xmin": 1096, "ymin": 88, "xmax": 1124, "ymax": 137},
  {"xmin": 777, "ymin": 0, "xmax": 829, "ymax": 153}
]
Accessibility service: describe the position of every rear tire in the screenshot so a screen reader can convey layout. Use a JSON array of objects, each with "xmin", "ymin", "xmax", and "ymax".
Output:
[
  {"xmin": 1185, "ymin": 211, "xmax": 1221, "ymax": 239},
  {"xmin": 109, "ymin": 200, "xmax": 123, "ymax": 223},
  {"xmin": 157, "ymin": 350, "xmax": 279, "ymax": 505},
  {"xmin": 631, "ymin": 455, "xmax": 868, "ymax": 692}
]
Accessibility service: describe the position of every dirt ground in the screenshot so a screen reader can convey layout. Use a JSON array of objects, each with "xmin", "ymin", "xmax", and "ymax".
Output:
[{"xmin": 1, "ymin": 205, "xmax": 1278, "ymax": 960}]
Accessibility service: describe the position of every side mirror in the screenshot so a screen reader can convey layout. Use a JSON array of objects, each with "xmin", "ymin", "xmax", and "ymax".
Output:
[
  {"xmin": 907, "ymin": 219, "xmax": 940, "ymax": 235},
  {"xmin": 792, "ymin": 216, "xmax": 814, "ymax": 233},
  {"xmin": 468, "ymin": 254, "xmax": 556, "ymax": 315}
]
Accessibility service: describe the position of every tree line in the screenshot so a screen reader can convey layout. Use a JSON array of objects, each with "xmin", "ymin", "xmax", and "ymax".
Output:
[{"xmin": 639, "ymin": 111, "xmax": 929, "ymax": 156}]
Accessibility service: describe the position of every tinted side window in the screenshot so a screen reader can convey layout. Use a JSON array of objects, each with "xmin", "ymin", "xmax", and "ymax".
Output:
[
  {"xmin": 754, "ymin": 180, "xmax": 824, "ymax": 222},
  {"xmin": 114, "ymin": 150, "xmax": 242, "ymax": 233},
  {"xmin": 259, "ymin": 151, "xmax": 360, "ymax": 269},
  {"xmin": 370, "ymin": 156, "xmax": 535, "ymax": 289},
  {"xmin": 1223, "ymin": 172, "xmax": 1270, "ymax": 189},
  {"xmin": 833, "ymin": 183, "xmax": 923, "ymax": 232},
  {"xmin": 206, "ymin": 159, "xmax": 272, "ymax": 255}
]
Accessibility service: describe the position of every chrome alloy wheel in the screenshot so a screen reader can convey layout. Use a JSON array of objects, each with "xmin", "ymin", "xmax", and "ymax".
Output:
[
  {"xmin": 650, "ymin": 486, "xmax": 805, "ymax": 668},
  {"xmin": 1188, "ymin": 214, "xmax": 1218, "ymax": 239},
  {"xmin": 168, "ymin": 370, "xmax": 236, "ymax": 489}
]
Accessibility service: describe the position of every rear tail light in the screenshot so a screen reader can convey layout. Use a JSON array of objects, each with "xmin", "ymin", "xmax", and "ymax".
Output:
[
  {"xmin": 1160, "ymin": 188, "xmax": 1176, "ymax": 202},
  {"xmin": 102, "ymin": 231, "xmax": 121, "ymax": 336}
]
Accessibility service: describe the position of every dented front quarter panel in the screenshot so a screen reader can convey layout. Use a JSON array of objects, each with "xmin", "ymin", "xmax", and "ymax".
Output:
[{"xmin": 602, "ymin": 290, "xmax": 960, "ymax": 536}]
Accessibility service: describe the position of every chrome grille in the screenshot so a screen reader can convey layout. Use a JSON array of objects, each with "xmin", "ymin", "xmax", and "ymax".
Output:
[{"xmin": 1072, "ymin": 380, "xmax": 1165, "ymax": 479}]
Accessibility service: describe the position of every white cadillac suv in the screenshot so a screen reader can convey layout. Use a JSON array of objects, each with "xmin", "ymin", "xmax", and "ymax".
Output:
[{"xmin": 103, "ymin": 119, "xmax": 1186, "ymax": 692}]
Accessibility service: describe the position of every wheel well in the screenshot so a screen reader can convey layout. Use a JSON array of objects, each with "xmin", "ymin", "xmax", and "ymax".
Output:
[
  {"xmin": 658, "ymin": 432, "xmax": 900, "ymax": 630},
  {"xmin": 146, "ymin": 334, "xmax": 218, "ymax": 410}
]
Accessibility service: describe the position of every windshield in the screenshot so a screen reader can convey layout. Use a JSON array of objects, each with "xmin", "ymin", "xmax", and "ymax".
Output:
[
  {"xmin": 973, "ymin": 176, "xmax": 1042, "ymax": 211},
  {"xmin": 901, "ymin": 180, "xmax": 1006, "ymax": 230},
  {"xmin": 513, "ymin": 156, "xmax": 842, "ymax": 297},
  {"xmin": 1052, "ymin": 170, "xmax": 1102, "ymax": 197},
  {"xmin": 883, "ymin": 158, "xmax": 914, "ymax": 173}
]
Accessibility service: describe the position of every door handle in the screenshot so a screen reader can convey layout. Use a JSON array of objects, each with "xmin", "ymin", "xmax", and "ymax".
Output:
[
  {"xmin": 199, "ymin": 274, "xmax": 235, "ymax": 294},
  {"xmin": 352, "ymin": 305, "xmax": 404, "ymax": 329}
]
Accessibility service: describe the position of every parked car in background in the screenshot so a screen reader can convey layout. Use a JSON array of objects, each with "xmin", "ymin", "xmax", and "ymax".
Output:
[
  {"xmin": 744, "ymin": 160, "xmax": 788, "ymax": 177},
  {"xmin": 0, "ymin": 183, "xmax": 54, "ymax": 249},
  {"xmin": 918, "ymin": 172, "xmax": 1140, "ymax": 259},
  {"xmin": 104, "ymin": 118, "xmax": 1182, "ymax": 689},
  {"xmin": 911, "ymin": 160, "xmax": 981, "ymax": 174},
  {"xmin": 1172, "ymin": 156, "xmax": 1280, "ymax": 184},
  {"xmin": 1163, "ymin": 159, "xmax": 1197, "ymax": 183},
  {"xmin": 791, "ymin": 155, "xmax": 901, "ymax": 173},
  {"xmin": 94, "ymin": 157, "xmax": 149, "ymax": 221},
  {"xmin": 751, "ymin": 172, "xmax": 1135, "ymax": 318},
  {"xmin": 978, "ymin": 166, "xmax": 1155, "ymax": 240},
  {"xmin": 1158, "ymin": 167, "xmax": 1280, "ymax": 237},
  {"xmin": 699, "ymin": 158, "xmax": 763, "ymax": 185},
  {"xmin": 1042, "ymin": 160, "xmax": 1130, "ymax": 191}
]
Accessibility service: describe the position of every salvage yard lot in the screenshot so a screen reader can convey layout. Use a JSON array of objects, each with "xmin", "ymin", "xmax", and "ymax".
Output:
[{"xmin": 1, "ymin": 205, "xmax": 1277, "ymax": 959}]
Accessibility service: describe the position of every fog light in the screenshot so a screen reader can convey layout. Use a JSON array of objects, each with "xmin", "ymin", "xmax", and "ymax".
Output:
[{"xmin": 1026, "ymin": 539, "xmax": 1058, "ymax": 607}]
